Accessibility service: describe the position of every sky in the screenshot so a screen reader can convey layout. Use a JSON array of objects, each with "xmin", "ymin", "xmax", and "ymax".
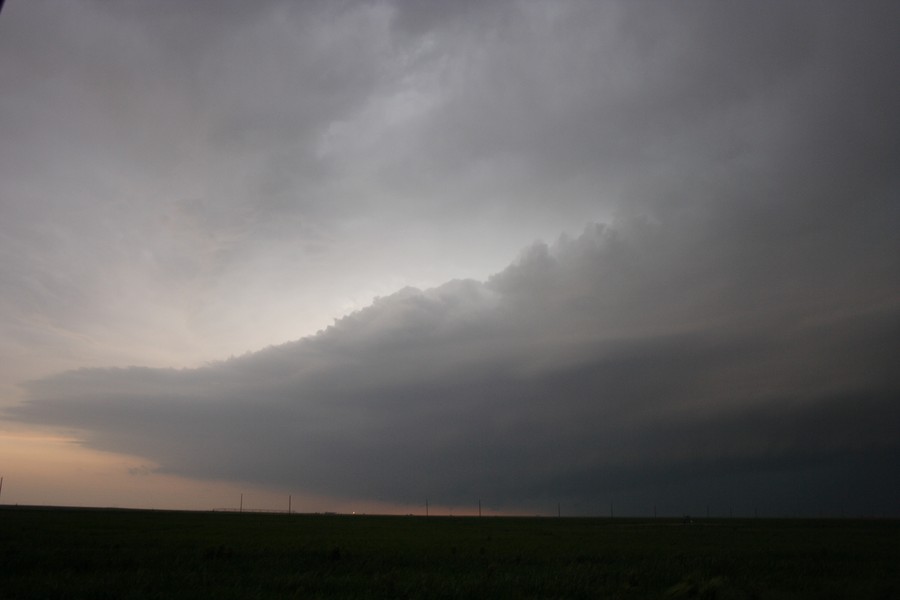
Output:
[{"xmin": 1, "ymin": 0, "xmax": 898, "ymax": 517}]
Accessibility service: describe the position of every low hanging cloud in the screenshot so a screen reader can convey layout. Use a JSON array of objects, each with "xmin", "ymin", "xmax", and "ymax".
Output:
[
  {"xmin": 9, "ymin": 205, "xmax": 900, "ymax": 515},
  {"xmin": 3, "ymin": 0, "xmax": 899, "ymax": 515}
]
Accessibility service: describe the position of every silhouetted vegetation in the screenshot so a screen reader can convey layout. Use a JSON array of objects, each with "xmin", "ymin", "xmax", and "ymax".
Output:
[{"xmin": 1, "ymin": 506, "xmax": 897, "ymax": 598}]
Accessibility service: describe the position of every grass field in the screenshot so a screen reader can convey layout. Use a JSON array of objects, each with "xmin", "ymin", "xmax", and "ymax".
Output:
[{"xmin": 1, "ymin": 506, "xmax": 898, "ymax": 599}]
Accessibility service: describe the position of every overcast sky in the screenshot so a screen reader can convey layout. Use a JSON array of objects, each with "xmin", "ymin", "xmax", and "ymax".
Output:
[{"xmin": 1, "ymin": 0, "xmax": 898, "ymax": 516}]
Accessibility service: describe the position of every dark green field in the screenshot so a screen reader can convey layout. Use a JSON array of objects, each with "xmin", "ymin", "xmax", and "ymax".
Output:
[{"xmin": 1, "ymin": 506, "xmax": 898, "ymax": 599}]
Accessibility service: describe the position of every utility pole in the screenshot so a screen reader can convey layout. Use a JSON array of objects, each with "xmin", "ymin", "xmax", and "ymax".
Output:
[{"xmin": 240, "ymin": 494, "xmax": 243, "ymax": 513}]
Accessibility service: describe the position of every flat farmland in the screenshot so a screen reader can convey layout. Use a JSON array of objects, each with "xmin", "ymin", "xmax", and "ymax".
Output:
[{"xmin": 1, "ymin": 506, "xmax": 898, "ymax": 599}]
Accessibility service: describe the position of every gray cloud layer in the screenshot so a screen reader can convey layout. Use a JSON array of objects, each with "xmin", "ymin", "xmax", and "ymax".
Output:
[
  {"xmin": 3, "ymin": 1, "xmax": 900, "ymax": 515},
  {"xmin": 11, "ymin": 211, "xmax": 900, "ymax": 514}
]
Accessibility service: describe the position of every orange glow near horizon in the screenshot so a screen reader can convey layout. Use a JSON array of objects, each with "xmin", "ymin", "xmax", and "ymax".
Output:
[
  {"xmin": 0, "ymin": 426, "xmax": 490, "ymax": 516},
  {"xmin": 0, "ymin": 427, "xmax": 238, "ymax": 510},
  {"xmin": 1, "ymin": 428, "xmax": 537, "ymax": 516}
]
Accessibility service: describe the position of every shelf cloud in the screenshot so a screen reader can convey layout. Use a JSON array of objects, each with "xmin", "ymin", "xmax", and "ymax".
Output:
[
  {"xmin": 2, "ymin": 1, "xmax": 899, "ymax": 514},
  {"xmin": 11, "ymin": 206, "xmax": 899, "ymax": 514}
]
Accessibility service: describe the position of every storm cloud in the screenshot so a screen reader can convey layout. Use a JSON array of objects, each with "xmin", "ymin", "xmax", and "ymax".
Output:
[
  {"xmin": 12, "ymin": 211, "xmax": 900, "ymax": 515},
  {"xmin": 2, "ymin": 1, "xmax": 899, "ymax": 514}
]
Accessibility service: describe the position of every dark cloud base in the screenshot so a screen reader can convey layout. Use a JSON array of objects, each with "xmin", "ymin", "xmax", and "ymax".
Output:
[
  {"xmin": 3, "ymin": 0, "xmax": 899, "ymax": 516},
  {"xmin": 9, "ymin": 212, "xmax": 899, "ymax": 516}
]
